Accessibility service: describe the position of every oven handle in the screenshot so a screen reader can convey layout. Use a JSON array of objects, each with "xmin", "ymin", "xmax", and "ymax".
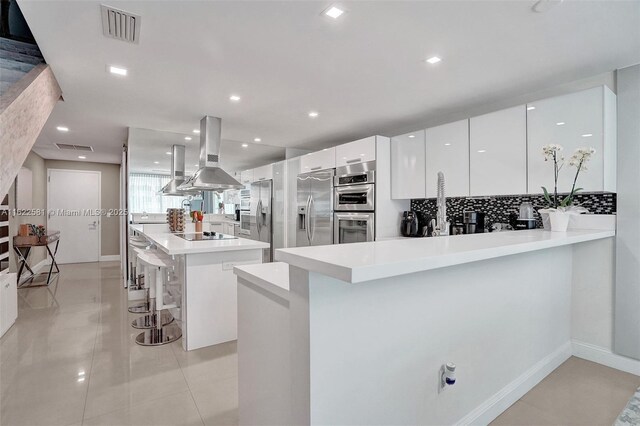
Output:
[{"xmin": 336, "ymin": 213, "xmax": 373, "ymax": 221}]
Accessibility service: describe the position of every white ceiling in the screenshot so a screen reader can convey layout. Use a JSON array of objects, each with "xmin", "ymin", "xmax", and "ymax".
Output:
[
  {"xmin": 128, "ymin": 128, "xmax": 285, "ymax": 175},
  {"xmin": 20, "ymin": 0, "xmax": 640, "ymax": 169}
]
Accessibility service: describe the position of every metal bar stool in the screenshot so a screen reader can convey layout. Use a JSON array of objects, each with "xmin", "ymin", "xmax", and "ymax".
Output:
[
  {"xmin": 128, "ymin": 244, "xmax": 153, "ymax": 314},
  {"xmin": 134, "ymin": 251, "xmax": 182, "ymax": 346},
  {"xmin": 131, "ymin": 248, "xmax": 174, "ymax": 329}
]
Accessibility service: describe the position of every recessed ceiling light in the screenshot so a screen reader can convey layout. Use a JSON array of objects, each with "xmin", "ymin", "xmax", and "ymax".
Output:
[
  {"xmin": 360, "ymin": 153, "xmax": 365, "ymax": 156},
  {"xmin": 445, "ymin": 143, "xmax": 451, "ymax": 146},
  {"xmin": 527, "ymin": 106, "xmax": 536, "ymax": 111},
  {"xmin": 229, "ymin": 94, "xmax": 241, "ymax": 102},
  {"xmin": 185, "ymin": 136, "xmax": 192, "ymax": 141},
  {"xmin": 242, "ymin": 143, "xmax": 248, "ymax": 148},
  {"xmin": 194, "ymin": 164, "xmax": 198, "ymax": 167},
  {"xmin": 408, "ymin": 135, "xmax": 415, "ymax": 138},
  {"xmin": 154, "ymin": 161, "xmax": 159, "ymax": 164},
  {"xmin": 56, "ymin": 126, "xmax": 69, "ymax": 132},
  {"xmin": 166, "ymin": 151, "xmax": 171, "ymax": 155},
  {"xmin": 308, "ymin": 111, "xmax": 319, "ymax": 118},
  {"xmin": 323, "ymin": 149, "xmax": 328, "ymax": 151},
  {"xmin": 78, "ymin": 155, "xmax": 86, "ymax": 159},
  {"xmin": 254, "ymin": 138, "xmax": 261, "ymax": 142},
  {"xmin": 324, "ymin": 5, "xmax": 345, "ymax": 19},
  {"xmin": 581, "ymin": 133, "xmax": 593, "ymax": 138},
  {"xmin": 426, "ymin": 56, "xmax": 442, "ymax": 65},
  {"xmin": 477, "ymin": 149, "xmax": 487, "ymax": 153},
  {"xmin": 109, "ymin": 65, "xmax": 127, "ymax": 76},
  {"xmin": 193, "ymin": 129, "xmax": 200, "ymax": 134},
  {"xmin": 556, "ymin": 122, "xmax": 565, "ymax": 126}
]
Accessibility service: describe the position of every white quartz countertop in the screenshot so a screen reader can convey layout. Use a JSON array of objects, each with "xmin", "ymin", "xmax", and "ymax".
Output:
[
  {"xmin": 234, "ymin": 262, "xmax": 290, "ymax": 300},
  {"xmin": 131, "ymin": 225, "xmax": 268, "ymax": 255},
  {"xmin": 274, "ymin": 229, "xmax": 615, "ymax": 283}
]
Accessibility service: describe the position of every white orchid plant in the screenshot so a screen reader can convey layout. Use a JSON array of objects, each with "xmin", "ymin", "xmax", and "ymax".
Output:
[{"xmin": 541, "ymin": 144, "xmax": 596, "ymax": 210}]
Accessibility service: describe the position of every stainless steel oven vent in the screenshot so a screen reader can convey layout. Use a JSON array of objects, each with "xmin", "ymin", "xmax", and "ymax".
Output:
[{"xmin": 101, "ymin": 5, "xmax": 141, "ymax": 44}]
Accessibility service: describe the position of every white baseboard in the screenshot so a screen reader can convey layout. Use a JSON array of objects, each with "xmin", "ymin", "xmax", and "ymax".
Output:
[
  {"xmin": 456, "ymin": 342, "xmax": 572, "ymax": 426},
  {"xmin": 100, "ymin": 255, "xmax": 120, "ymax": 262},
  {"xmin": 572, "ymin": 340, "xmax": 640, "ymax": 376}
]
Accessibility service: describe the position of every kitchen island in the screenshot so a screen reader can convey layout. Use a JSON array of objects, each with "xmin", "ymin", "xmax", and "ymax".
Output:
[
  {"xmin": 131, "ymin": 224, "xmax": 268, "ymax": 350},
  {"xmin": 234, "ymin": 227, "xmax": 616, "ymax": 425}
]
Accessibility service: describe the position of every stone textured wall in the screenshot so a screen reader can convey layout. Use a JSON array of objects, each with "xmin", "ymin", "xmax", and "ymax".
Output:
[{"xmin": 0, "ymin": 64, "xmax": 61, "ymax": 199}]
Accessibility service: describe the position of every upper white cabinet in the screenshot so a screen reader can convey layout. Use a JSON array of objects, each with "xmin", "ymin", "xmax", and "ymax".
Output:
[
  {"xmin": 300, "ymin": 147, "xmax": 336, "ymax": 173},
  {"xmin": 425, "ymin": 120, "xmax": 470, "ymax": 198},
  {"xmin": 335, "ymin": 136, "xmax": 376, "ymax": 167},
  {"xmin": 252, "ymin": 164, "xmax": 273, "ymax": 182},
  {"xmin": 527, "ymin": 86, "xmax": 616, "ymax": 194},
  {"xmin": 240, "ymin": 169, "xmax": 253, "ymax": 185},
  {"xmin": 470, "ymin": 106, "xmax": 527, "ymax": 196},
  {"xmin": 391, "ymin": 130, "xmax": 426, "ymax": 199}
]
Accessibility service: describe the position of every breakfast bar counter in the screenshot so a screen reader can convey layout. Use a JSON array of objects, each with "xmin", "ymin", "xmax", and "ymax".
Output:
[{"xmin": 235, "ymin": 227, "xmax": 616, "ymax": 425}]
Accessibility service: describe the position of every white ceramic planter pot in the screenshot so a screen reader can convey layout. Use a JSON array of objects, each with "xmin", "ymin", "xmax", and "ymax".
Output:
[{"xmin": 548, "ymin": 211, "xmax": 570, "ymax": 232}]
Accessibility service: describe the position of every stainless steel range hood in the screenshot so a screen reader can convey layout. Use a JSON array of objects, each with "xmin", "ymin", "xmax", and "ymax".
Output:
[
  {"xmin": 160, "ymin": 145, "xmax": 201, "ymax": 196},
  {"xmin": 177, "ymin": 116, "xmax": 243, "ymax": 192}
]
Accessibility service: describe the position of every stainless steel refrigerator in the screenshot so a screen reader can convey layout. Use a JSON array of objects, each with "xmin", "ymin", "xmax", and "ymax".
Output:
[
  {"xmin": 250, "ymin": 180, "xmax": 272, "ymax": 262},
  {"xmin": 297, "ymin": 169, "xmax": 334, "ymax": 247}
]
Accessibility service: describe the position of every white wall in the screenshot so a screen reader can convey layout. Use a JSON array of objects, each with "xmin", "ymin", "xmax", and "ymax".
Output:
[{"xmin": 615, "ymin": 64, "xmax": 640, "ymax": 360}]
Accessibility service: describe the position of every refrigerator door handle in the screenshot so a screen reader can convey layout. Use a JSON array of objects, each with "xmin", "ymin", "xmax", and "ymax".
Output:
[
  {"xmin": 256, "ymin": 199, "xmax": 262, "ymax": 234},
  {"xmin": 309, "ymin": 195, "xmax": 316, "ymax": 243},
  {"xmin": 305, "ymin": 195, "xmax": 312, "ymax": 244}
]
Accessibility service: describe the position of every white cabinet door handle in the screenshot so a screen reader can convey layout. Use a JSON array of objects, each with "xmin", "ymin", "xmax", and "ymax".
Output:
[
  {"xmin": 310, "ymin": 166, "xmax": 322, "ymax": 171},
  {"xmin": 346, "ymin": 158, "xmax": 362, "ymax": 164}
]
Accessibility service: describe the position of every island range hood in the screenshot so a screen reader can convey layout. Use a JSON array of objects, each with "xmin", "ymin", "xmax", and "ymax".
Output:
[
  {"xmin": 160, "ymin": 145, "xmax": 201, "ymax": 196},
  {"xmin": 178, "ymin": 116, "xmax": 243, "ymax": 192}
]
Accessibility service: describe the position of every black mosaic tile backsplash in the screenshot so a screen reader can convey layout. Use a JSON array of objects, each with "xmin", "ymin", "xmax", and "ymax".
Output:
[{"xmin": 410, "ymin": 192, "xmax": 616, "ymax": 229}]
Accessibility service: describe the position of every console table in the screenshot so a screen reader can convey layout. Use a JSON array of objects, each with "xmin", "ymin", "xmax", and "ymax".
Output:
[{"xmin": 13, "ymin": 231, "xmax": 60, "ymax": 288}]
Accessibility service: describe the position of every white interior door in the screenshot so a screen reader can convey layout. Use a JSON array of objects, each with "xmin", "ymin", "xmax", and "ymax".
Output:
[{"xmin": 47, "ymin": 169, "xmax": 101, "ymax": 264}]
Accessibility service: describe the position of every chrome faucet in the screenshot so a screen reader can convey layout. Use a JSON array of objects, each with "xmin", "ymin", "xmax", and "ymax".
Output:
[{"xmin": 431, "ymin": 171, "xmax": 450, "ymax": 237}]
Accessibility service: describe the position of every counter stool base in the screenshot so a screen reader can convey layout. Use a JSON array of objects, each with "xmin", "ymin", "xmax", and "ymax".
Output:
[
  {"xmin": 131, "ymin": 311, "xmax": 174, "ymax": 329},
  {"xmin": 135, "ymin": 324, "xmax": 182, "ymax": 346},
  {"xmin": 128, "ymin": 302, "xmax": 151, "ymax": 314}
]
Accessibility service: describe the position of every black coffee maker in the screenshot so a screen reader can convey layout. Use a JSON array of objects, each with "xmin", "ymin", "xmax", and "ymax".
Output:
[
  {"xmin": 401, "ymin": 211, "xmax": 420, "ymax": 237},
  {"xmin": 463, "ymin": 211, "xmax": 486, "ymax": 234}
]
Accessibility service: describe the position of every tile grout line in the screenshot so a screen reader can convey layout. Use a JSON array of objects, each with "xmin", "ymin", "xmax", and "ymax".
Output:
[
  {"xmin": 79, "ymin": 284, "xmax": 104, "ymax": 426},
  {"xmin": 171, "ymin": 342, "xmax": 206, "ymax": 426}
]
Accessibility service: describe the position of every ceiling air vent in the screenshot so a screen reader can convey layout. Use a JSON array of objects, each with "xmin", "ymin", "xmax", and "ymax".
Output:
[
  {"xmin": 101, "ymin": 5, "xmax": 140, "ymax": 44},
  {"xmin": 55, "ymin": 143, "xmax": 94, "ymax": 152}
]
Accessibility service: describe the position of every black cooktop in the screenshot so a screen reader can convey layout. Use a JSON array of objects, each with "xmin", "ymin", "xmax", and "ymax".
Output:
[{"xmin": 174, "ymin": 232, "xmax": 237, "ymax": 241}]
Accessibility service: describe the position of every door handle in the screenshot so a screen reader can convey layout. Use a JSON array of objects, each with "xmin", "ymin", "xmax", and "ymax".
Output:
[
  {"xmin": 310, "ymin": 166, "xmax": 322, "ymax": 171},
  {"xmin": 346, "ymin": 158, "xmax": 362, "ymax": 164},
  {"xmin": 305, "ymin": 195, "xmax": 311, "ymax": 243},
  {"xmin": 309, "ymin": 196, "xmax": 315, "ymax": 243},
  {"xmin": 255, "ymin": 201, "xmax": 261, "ymax": 234}
]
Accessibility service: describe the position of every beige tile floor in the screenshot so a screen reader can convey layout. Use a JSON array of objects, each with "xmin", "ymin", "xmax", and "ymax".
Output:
[
  {"xmin": 1, "ymin": 262, "xmax": 638, "ymax": 426},
  {"xmin": 491, "ymin": 357, "xmax": 640, "ymax": 426},
  {"xmin": 0, "ymin": 262, "xmax": 236, "ymax": 426}
]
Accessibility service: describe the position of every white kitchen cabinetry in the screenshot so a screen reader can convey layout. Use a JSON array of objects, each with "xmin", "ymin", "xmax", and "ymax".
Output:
[
  {"xmin": 470, "ymin": 105, "xmax": 527, "ymax": 196},
  {"xmin": 0, "ymin": 272, "xmax": 17, "ymax": 337},
  {"xmin": 335, "ymin": 136, "xmax": 376, "ymax": 167},
  {"xmin": 223, "ymin": 222, "xmax": 235, "ymax": 235},
  {"xmin": 300, "ymin": 147, "xmax": 336, "ymax": 173},
  {"xmin": 391, "ymin": 130, "xmax": 426, "ymax": 199},
  {"xmin": 425, "ymin": 119, "xmax": 470, "ymax": 198},
  {"xmin": 252, "ymin": 164, "xmax": 273, "ymax": 182},
  {"xmin": 240, "ymin": 170, "xmax": 254, "ymax": 185},
  {"xmin": 527, "ymin": 86, "xmax": 616, "ymax": 194}
]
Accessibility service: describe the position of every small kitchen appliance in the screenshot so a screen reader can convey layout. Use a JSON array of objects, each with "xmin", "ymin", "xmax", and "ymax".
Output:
[
  {"xmin": 463, "ymin": 211, "xmax": 486, "ymax": 234},
  {"xmin": 515, "ymin": 202, "xmax": 537, "ymax": 230},
  {"xmin": 401, "ymin": 211, "xmax": 420, "ymax": 237}
]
